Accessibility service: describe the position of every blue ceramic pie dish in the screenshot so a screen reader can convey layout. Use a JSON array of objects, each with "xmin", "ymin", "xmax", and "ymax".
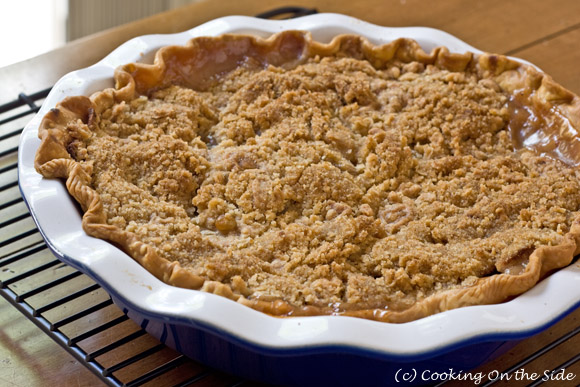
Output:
[{"xmin": 18, "ymin": 14, "xmax": 580, "ymax": 386}]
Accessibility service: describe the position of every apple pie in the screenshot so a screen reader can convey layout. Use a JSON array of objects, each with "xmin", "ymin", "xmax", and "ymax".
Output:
[{"xmin": 34, "ymin": 31, "xmax": 580, "ymax": 322}]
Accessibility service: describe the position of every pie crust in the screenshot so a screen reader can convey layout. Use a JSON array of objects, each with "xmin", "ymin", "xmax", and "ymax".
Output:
[{"xmin": 34, "ymin": 31, "xmax": 580, "ymax": 323}]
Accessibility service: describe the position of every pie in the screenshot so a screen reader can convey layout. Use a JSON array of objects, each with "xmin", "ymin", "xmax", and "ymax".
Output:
[{"xmin": 34, "ymin": 31, "xmax": 580, "ymax": 323}]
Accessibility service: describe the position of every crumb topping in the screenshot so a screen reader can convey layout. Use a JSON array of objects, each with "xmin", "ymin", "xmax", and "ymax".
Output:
[{"xmin": 69, "ymin": 56, "xmax": 580, "ymax": 311}]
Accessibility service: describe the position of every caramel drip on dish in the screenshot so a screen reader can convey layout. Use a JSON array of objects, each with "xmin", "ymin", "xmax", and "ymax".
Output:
[{"xmin": 508, "ymin": 89, "xmax": 580, "ymax": 166}]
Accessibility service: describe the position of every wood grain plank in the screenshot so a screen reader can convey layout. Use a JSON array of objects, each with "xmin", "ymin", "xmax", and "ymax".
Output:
[
  {"xmin": 508, "ymin": 26, "xmax": 580, "ymax": 95},
  {"xmin": 0, "ymin": 154, "xmax": 17, "ymax": 173},
  {"xmin": 431, "ymin": 0, "xmax": 580, "ymax": 54},
  {"xmin": 0, "ymin": 298, "xmax": 102, "ymax": 387},
  {"xmin": 3, "ymin": 0, "xmax": 580, "ymax": 104}
]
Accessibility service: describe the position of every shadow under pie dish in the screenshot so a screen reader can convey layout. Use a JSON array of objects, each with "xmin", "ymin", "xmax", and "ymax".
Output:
[{"xmin": 19, "ymin": 14, "xmax": 580, "ymax": 385}]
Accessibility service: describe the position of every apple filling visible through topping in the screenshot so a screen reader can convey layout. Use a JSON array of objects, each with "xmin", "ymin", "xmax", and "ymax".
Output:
[{"xmin": 65, "ymin": 54, "xmax": 580, "ymax": 314}]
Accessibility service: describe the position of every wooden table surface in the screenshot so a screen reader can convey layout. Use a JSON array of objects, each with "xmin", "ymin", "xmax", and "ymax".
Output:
[{"xmin": 1, "ymin": 0, "xmax": 579, "ymax": 386}]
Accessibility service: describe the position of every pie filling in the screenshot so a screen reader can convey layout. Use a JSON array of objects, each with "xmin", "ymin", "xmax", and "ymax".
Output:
[{"xmin": 36, "ymin": 32, "xmax": 580, "ymax": 322}]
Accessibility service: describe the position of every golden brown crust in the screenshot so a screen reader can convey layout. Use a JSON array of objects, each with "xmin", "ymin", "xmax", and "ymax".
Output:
[{"xmin": 35, "ymin": 31, "xmax": 580, "ymax": 323}]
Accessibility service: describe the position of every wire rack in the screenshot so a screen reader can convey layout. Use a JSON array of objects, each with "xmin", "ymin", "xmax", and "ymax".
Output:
[{"xmin": 1, "ymin": 8, "xmax": 579, "ymax": 387}]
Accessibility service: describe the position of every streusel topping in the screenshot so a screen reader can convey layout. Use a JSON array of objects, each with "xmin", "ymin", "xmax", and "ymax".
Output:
[{"xmin": 70, "ymin": 56, "xmax": 580, "ymax": 311}]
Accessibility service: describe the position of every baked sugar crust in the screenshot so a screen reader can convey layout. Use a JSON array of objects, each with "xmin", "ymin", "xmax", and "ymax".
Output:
[{"xmin": 35, "ymin": 31, "xmax": 580, "ymax": 322}]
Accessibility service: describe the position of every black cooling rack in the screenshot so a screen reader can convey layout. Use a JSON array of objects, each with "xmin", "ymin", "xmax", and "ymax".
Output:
[{"xmin": 1, "ymin": 7, "xmax": 579, "ymax": 387}]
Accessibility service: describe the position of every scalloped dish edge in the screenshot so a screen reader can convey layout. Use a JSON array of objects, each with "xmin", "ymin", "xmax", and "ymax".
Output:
[{"xmin": 33, "ymin": 30, "xmax": 580, "ymax": 323}]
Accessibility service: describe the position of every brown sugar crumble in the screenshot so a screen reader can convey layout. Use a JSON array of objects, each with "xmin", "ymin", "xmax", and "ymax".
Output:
[{"xmin": 69, "ymin": 55, "xmax": 580, "ymax": 313}]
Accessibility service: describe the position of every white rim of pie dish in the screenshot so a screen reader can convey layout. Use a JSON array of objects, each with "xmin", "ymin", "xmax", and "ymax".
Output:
[{"xmin": 18, "ymin": 13, "xmax": 580, "ymax": 359}]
